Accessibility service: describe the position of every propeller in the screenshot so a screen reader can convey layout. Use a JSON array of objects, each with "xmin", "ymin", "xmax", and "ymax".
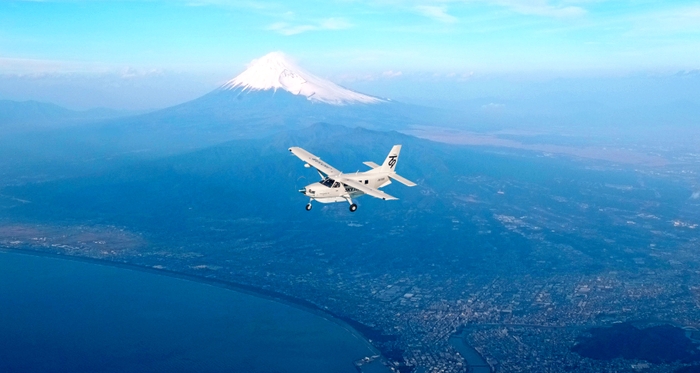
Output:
[{"xmin": 295, "ymin": 175, "xmax": 307, "ymax": 194}]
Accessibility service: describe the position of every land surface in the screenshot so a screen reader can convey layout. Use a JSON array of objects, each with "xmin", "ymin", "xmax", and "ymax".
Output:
[{"xmin": 2, "ymin": 122, "xmax": 700, "ymax": 372}]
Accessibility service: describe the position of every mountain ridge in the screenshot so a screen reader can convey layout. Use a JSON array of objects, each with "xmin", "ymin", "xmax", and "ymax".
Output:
[{"xmin": 0, "ymin": 100, "xmax": 142, "ymax": 129}]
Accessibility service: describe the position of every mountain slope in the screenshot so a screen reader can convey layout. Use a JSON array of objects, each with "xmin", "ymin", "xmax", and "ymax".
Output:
[{"xmin": 221, "ymin": 52, "xmax": 383, "ymax": 105}]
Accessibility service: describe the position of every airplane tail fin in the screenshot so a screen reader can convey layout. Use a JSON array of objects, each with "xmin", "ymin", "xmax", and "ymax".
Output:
[
  {"xmin": 380, "ymin": 145, "xmax": 401, "ymax": 173},
  {"xmin": 365, "ymin": 145, "xmax": 416, "ymax": 187}
]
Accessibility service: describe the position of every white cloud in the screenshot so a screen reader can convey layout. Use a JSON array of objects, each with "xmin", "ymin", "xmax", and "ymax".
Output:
[
  {"xmin": 267, "ymin": 17, "xmax": 352, "ymax": 36},
  {"xmin": 120, "ymin": 67, "xmax": 164, "ymax": 79},
  {"xmin": 405, "ymin": 0, "xmax": 585, "ymax": 18},
  {"xmin": 692, "ymin": 191, "xmax": 700, "ymax": 200},
  {"xmin": 627, "ymin": 5, "xmax": 700, "ymax": 36},
  {"xmin": 415, "ymin": 5, "xmax": 458, "ymax": 23},
  {"xmin": 321, "ymin": 18, "xmax": 353, "ymax": 29},
  {"xmin": 491, "ymin": 0, "xmax": 586, "ymax": 17},
  {"xmin": 0, "ymin": 57, "xmax": 110, "ymax": 75},
  {"xmin": 482, "ymin": 102, "xmax": 505, "ymax": 110},
  {"xmin": 0, "ymin": 57, "xmax": 167, "ymax": 81},
  {"xmin": 383, "ymin": 70, "xmax": 403, "ymax": 77}
]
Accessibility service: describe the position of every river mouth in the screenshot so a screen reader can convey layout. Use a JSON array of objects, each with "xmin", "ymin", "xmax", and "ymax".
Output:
[
  {"xmin": 449, "ymin": 329, "xmax": 492, "ymax": 373},
  {"xmin": 0, "ymin": 250, "xmax": 390, "ymax": 373}
]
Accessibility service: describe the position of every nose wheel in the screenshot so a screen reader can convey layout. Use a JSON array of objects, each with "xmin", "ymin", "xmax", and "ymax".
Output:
[{"xmin": 305, "ymin": 203, "xmax": 312, "ymax": 211}]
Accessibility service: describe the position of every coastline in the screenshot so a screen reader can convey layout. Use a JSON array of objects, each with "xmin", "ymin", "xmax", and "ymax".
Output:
[{"xmin": 0, "ymin": 245, "xmax": 397, "ymax": 372}]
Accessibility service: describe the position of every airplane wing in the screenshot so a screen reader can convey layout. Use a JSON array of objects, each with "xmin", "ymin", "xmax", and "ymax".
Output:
[
  {"xmin": 338, "ymin": 177, "xmax": 398, "ymax": 201},
  {"xmin": 289, "ymin": 147, "xmax": 342, "ymax": 177}
]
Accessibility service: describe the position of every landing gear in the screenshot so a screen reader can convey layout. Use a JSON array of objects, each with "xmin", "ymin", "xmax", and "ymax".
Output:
[
  {"xmin": 305, "ymin": 203, "xmax": 312, "ymax": 211},
  {"xmin": 344, "ymin": 197, "xmax": 358, "ymax": 212}
]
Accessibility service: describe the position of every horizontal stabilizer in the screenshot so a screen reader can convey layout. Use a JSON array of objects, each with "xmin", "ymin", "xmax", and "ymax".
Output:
[
  {"xmin": 363, "ymin": 161, "xmax": 380, "ymax": 169},
  {"xmin": 389, "ymin": 173, "xmax": 416, "ymax": 187}
]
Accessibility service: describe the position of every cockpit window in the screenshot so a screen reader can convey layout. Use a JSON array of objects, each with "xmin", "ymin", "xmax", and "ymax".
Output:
[{"xmin": 320, "ymin": 178, "xmax": 335, "ymax": 187}]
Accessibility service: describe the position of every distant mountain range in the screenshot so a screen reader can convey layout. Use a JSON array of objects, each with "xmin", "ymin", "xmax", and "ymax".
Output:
[
  {"xmin": 0, "ymin": 53, "xmax": 457, "ymax": 168},
  {"xmin": 7, "ymin": 51, "xmax": 696, "ymax": 183},
  {"xmin": 0, "ymin": 100, "xmax": 142, "ymax": 130}
]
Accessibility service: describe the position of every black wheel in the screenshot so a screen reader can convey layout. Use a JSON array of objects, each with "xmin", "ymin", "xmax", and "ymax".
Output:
[
  {"xmin": 349, "ymin": 204, "xmax": 357, "ymax": 212},
  {"xmin": 305, "ymin": 203, "xmax": 312, "ymax": 211}
]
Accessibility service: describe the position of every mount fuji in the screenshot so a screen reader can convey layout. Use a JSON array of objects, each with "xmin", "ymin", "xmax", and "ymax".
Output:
[
  {"xmin": 220, "ymin": 52, "xmax": 383, "ymax": 106},
  {"xmin": 65, "ymin": 52, "xmax": 446, "ymax": 155},
  {"xmin": 117, "ymin": 52, "xmax": 433, "ymax": 135}
]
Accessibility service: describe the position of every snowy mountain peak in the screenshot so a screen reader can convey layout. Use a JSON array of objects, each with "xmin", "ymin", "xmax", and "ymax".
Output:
[{"xmin": 221, "ymin": 52, "xmax": 383, "ymax": 106}]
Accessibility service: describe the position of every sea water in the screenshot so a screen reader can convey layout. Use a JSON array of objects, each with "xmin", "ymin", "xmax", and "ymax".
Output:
[{"xmin": 0, "ymin": 250, "xmax": 387, "ymax": 373}]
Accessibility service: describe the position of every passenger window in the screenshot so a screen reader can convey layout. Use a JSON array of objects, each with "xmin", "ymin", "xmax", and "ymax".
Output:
[{"xmin": 364, "ymin": 180, "xmax": 368, "ymax": 184}]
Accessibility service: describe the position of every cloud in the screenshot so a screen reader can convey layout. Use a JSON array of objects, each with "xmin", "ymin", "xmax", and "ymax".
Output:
[
  {"xmin": 482, "ymin": 102, "xmax": 505, "ymax": 110},
  {"xmin": 382, "ymin": 70, "xmax": 403, "ymax": 77},
  {"xmin": 692, "ymin": 191, "xmax": 700, "ymax": 200},
  {"xmin": 405, "ymin": 0, "xmax": 585, "ymax": 18},
  {"xmin": 267, "ymin": 17, "xmax": 352, "ymax": 36},
  {"xmin": 491, "ymin": 0, "xmax": 586, "ymax": 17},
  {"xmin": 183, "ymin": 0, "xmax": 276, "ymax": 11},
  {"xmin": 120, "ymin": 67, "xmax": 164, "ymax": 79},
  {"xmin": 320, "ymin": 17, "xmax": 353, "ymax": 30},
  {"xmin": 0, "ymin": 57, "xmax": 110, "ymax": 75},
  {"xmin": 0, "ymin": 57, "xmax": 167, "ymax": 82},
  {"xmin": 415, "ymin": 5, "xmax": 458, "ymax": 23},
  {"xmin": 628, "ymin": 5, "xmax": 700, "ymax": 36}
]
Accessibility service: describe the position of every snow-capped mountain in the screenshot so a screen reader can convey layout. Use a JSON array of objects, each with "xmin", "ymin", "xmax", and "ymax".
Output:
[
  {"xmin": 85, "ymin": 52, "xmax": 447, "ymax": 154},
  {"xmin": 220, "ymin": 52, "xmax": 383, "ymax": 106}
]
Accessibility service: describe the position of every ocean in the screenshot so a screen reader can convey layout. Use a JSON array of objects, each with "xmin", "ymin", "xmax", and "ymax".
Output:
[{"xmin": 0, "ymin": 250, "xmax": 386, "ymax": 373}]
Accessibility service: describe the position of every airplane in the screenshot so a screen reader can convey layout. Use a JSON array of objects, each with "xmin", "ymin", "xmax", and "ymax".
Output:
[{"xmin": 289, "ymin": 145, "xmax": 416, "ymax": 212}]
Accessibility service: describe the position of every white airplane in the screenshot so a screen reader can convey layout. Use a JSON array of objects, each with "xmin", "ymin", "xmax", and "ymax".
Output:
[{"xmin": 289, "ymin": 145, "xmax": 416, "ymax": 212}]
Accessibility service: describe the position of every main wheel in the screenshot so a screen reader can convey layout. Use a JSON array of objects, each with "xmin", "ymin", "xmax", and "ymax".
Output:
[
  {"xmin": 349, "ymin": 204, "xmax": 357, "ymax": 212},
  {"xmin": 305, "ymin": 203, "xmax": 312, "ymax": 211}
]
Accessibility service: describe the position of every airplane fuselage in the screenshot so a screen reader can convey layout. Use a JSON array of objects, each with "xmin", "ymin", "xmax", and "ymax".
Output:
[{"xmin": 300, "ymin": 172, "xmax": 392, "ymax": 203}]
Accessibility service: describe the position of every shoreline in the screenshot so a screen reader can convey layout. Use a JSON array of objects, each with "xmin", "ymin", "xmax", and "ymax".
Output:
[{"xmin": 0, "ymin": 245, "xmax": 398, "ymax": 371}]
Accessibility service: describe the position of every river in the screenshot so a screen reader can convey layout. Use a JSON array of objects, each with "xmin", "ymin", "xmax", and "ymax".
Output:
[{"xmin": 449, "ymin": 329, "xmax": 492, "ymax": 373}]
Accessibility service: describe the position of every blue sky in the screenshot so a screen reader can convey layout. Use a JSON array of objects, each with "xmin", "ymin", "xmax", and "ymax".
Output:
[{"xmin": 1, "ymin": 0, "xmax": 700, "ymax": 109}]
